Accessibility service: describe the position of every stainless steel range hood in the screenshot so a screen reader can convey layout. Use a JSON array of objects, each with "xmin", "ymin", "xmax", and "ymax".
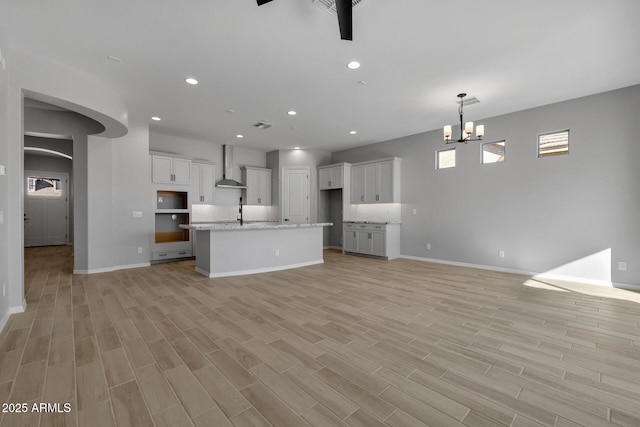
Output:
[{"xmin": 216, "ymin": 145, "xmax": 247, "ymax": 189}]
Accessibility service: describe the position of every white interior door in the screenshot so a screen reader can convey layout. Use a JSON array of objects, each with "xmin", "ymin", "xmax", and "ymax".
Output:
[
  {"xmin": 24, "ymin": 171, "xmax": 69, "ymax": 247},
  {"xmin": 282, "ymin": 167, "xmax": 309, "ymax": 224}
]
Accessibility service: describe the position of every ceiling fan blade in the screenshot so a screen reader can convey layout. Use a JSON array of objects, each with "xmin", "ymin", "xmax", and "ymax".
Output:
[
  {"xmin": 335, "ymin": 0, "xmax": 353, "ymax": 41},
  {"xmin": 257, "ymin": 0, "xmax": 273, "ymax": 5}
]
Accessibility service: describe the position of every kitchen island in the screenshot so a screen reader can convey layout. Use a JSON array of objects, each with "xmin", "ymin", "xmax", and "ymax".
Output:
[{"xmin": 180, "ymin": 222, "xmax": 332, "ymax": 278}]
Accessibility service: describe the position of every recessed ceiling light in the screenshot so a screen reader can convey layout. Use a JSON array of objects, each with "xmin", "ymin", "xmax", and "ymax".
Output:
[
  {"xmin": 294, "ymin": 147, "xmax": 301, "ymax": 150},
  {"xmin": 349, "ymin": 130, "xmax": 357, "ymax": 135},
  {"xmin": 226, "ymin": 109, "xmax": 236, "ymax": 114},
  {"xmin": 151, "ymin": 116, "xmax": 161, "ymax": 121},
  {"xmin": 288, "ymin": 110, "xmax": 297, "ymax": 116},
  {"xmin": 236, "ymin": 134, "xmax": 244, "ymax": 138},
  {"xmin": 185, "ymin": 77, "xmax": 198, "ymax": 85},
  {"xmin": 347, "ymin": 61, "xmax": 361, "ymax": 70},
  {"xmin": 107, "ymin": 55, "xmax": 122, "ymax": 63}
]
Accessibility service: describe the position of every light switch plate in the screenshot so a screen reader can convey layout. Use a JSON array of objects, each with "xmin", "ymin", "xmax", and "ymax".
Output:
[
  {"xmin": 0, "ymin": 211, "xmax": 3, "ymax": 224},
  {"xmin": 132, "ymin": 211, "xmax": 143, "ymax": 218}
]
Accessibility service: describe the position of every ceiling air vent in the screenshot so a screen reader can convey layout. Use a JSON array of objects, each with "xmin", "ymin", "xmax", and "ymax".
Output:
[
  {"xmin": 311, "ymin": 0, "xmax": 364, "ymax": 16},
  {"xmin": 253, "ymin": 120, "xmax": 272, "ymax": 130},
  {"xmin": 457, "ymin": 97, "xmax": 480, "ymax": 106}
]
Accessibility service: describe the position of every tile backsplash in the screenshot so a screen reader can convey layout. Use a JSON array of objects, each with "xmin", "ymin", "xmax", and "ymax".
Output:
[
  {"xmin": 343, "ymin": 203, "xmax": 402, "ymax": 224},
  {"xmin": 192, "ymin": 204, "xmax": 275, "ymax": 223}
]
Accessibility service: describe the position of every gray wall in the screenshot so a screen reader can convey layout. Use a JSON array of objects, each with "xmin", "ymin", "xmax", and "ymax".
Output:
[
  {"xmin": 333, "ymin": 85, "xmax": 640, "ymax": 287},
  {"xmin": 0, "ymin": 39, "xmax": 9, "ymax": 328},
  {"xmin": 111, "ymin": 123, "xmax": 152, "ymax": 268}
]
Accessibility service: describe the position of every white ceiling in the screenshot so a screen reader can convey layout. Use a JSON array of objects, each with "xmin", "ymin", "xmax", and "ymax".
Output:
[{"xmin": 3, "ymin": 0, "xmax": 640, "ymax": 152}]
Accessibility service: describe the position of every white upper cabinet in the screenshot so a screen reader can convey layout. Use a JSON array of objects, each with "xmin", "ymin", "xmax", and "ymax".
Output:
[
  {"xmin": 152, "ymin": 155, "xmax": 191, "ymax": 185},
  {"xmin": 191, "ymin": 163, "xmax": 215, "ymax": 204},
  {"xmin": 351, "ymin": 164, "xmax": 365, "ymax": 203},
  {"xmin": 318, "ymin": 164, "xmax": 345, "ymax": 190},
  {"xmin": 242, "ymin": 166, "xmax": 272, "ymax": 205},
  {"xmin": 350, "ymin": 158, "xmax": 401, "ymax": 204}
]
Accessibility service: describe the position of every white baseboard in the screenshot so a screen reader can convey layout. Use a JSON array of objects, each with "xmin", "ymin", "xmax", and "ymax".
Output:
[
  {"xmin": 10, "ymin": 299, "xmax": 27, "ymax": 314},
  {"xmin": 0, "ymin": 311, "xmax": 10, "ymax": 334},
  {"xmin": 200, "ymin": 260, "xmax": 324, "ymax": 279},
  {"xmin": 74, "ymin": 262, "xmax": 151, "ymax": 275},
  {"xmin": 400, "ymin": 255, "xmax": 534, "ymax": 276},
  {"xmin": 399, "ymin": 255, "xmax": 637, "ymax": 289},
  {"xmin": 1, "ymin": 299, "xmax": 27, "ymax": 334},
  {"xmin": 323, "ymin": 245, "xmax": 343, "ymax": 250},
  {"xmin": 612, "ymin": 282, "xmax": 640, "ymax": 291}
]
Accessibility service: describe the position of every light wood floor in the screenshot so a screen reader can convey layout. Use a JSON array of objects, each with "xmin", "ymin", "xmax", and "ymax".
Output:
[{"xmin": 1, "ymin": 246, "xmax": 640, "ymax": 427}]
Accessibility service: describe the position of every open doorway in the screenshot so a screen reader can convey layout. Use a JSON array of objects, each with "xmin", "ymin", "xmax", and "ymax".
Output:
[
  {"xmin": 24, "ymin": 171, "xmax": 69, "ymax": 247},
  {"xmin": 23, "ymin": 132, "xmax": 74, "ymax": 250}
]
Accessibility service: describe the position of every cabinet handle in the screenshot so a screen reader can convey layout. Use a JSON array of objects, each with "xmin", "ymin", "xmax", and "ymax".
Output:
[
  {"xmin": 361, "ymin": 195, "xmax": 364, "ymax": 202},
  {"xmin": 368, "ymin": 233, "xmax": 372, "ymax": 239},
  {"xmin": 258, "ymin": 197, "xmax": 261, "ymax": 204},
  {"xmin": 178, "ymin": 251, "xmax": 187, "ymax": 255},
  {"xmin": 353, "ymin": 232, "xmax": 356, "ymax": 238},
  {"xmin": 376, "ymin": 195, "xmax": 379, "ymax": 201},
  {"xmin": 328, "ymin": 180, "xmax": 332, "ymax": 187}
]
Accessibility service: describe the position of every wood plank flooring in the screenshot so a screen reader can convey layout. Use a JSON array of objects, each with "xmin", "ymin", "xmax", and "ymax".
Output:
[{"xmin": 1, "ymin": 245, "xmax": 640, "ymax": 426}]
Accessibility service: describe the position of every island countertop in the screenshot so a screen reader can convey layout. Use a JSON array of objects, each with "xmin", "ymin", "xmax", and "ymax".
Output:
[{"xmin": 180, "ymin": 222, "xmax": 332, "ymax": 231}]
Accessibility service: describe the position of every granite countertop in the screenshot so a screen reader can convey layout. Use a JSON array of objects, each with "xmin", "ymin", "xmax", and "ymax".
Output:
[{"xmin": 181, "ymin": 222, "xmax": 333, "ymax": 231}]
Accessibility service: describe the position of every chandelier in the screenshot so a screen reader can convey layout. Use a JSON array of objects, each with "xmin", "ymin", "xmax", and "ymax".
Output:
[{"xmin": 443, "ymin": 93, "xmax": 485, "ymax": 144}]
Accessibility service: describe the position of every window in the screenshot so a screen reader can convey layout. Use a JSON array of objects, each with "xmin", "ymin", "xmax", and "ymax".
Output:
[
  {"xmin": 482, "ymin": 140, "xmax": 506, "ymax": 164},
  {"xmin": 538, "ymin": 130, "xmax": 569, "ymax": 157},
  {"xmin": 437, "ymin": 148, "xmax": 456, "ymax": 169},
  {"xmin": 27, "ymin": 176, "xmax": 62, "ymax": 197}
]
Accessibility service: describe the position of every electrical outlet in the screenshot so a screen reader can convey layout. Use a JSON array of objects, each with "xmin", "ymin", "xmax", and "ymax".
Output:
[
  {"xmin": 137, "ymin": 247, "xmax": 143, "ymax": 254},
  {"xmin": 0, "ymin": 165, "xmax": 6, "ymax": 175},
  {"xmin": 0, "ymin": 211, "xmax": 3, "ymax": 224},
  {"xmin": 275, "ymin": 249, "xmax": 280, "ymax": 256},
  {"xmin": 426, "ymin": 243, "xmax": 431, "ymax": 250},
  {"xmin": 413, "ymin": 209, "xmax": 417, "ymax": 215},
  {"xmin": 499, "ymin": 250, "xmax": 505, "ymax": 258},
  {"xmin": 158, "ymin": 197, "xmax": 163, "ymax": 203},
  {"xmin": 618, "ymin": 261, "xmax": 628, "ymax": 271},
  {"xmin": 132, "ymin": 211, "xmax": 143, "ymax": 218}
]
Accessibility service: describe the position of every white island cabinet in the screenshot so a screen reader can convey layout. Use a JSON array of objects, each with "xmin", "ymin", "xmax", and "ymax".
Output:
[{"xmin": 181, "ymin": 222, "xmax": 331, "ymax": 278}]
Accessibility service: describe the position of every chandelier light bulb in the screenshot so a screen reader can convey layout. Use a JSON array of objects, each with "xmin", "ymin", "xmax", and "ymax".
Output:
[
  {"xmin": 476, "ymin": 125, "xmax": 485, "ymax": 138},
  {"xmin": 464, "ymin": 122, "xmax": 474, "ymax": 135},
  {"xmin": 443, "ymin": 125, "xmax": 452, "ymax": 140}
]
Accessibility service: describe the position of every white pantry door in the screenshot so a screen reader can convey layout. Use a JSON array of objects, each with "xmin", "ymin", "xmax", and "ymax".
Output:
[
  {"xmin": 24, "ymin": 171, "xmax": 69, "ymax": 247},
  {"xmin": 282, "ymin": 167, "xmax": 309, "ymax": 224}
]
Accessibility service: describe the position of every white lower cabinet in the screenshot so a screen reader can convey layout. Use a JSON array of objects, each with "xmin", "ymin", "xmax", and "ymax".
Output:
[{"xmin": 342, "ymin": 223, "xmax": 400, "ymax": 259}]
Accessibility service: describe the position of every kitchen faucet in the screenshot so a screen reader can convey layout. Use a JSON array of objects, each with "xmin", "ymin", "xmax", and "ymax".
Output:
[{"xmin": 238, "ymin": 196, "xmax": 243, "ymax": 225}]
